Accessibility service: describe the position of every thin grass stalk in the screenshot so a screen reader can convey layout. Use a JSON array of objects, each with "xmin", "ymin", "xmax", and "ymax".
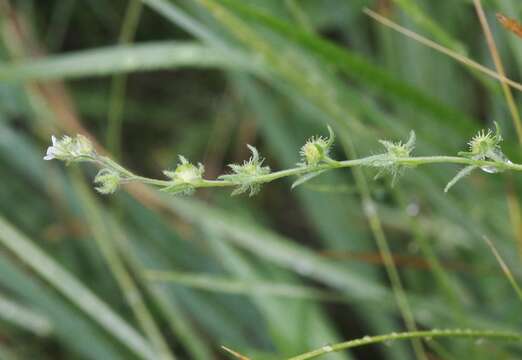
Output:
[
  {"xmin": 393, "ymin": 188, "xmax": 468, "ymax": 326},
  {"xmin": 363, "ymin": 8, "xmax": 522, "ymax": 93},
  {"xmin": 337, "ymin": 128, "xmax": 427, "ymax": 360},
  {"xmin": 473, "ymin": 1, "xmax": 522, "ymax": 306},
  {"xmin": 483, "ymin": 236, "xmax": 522, "ymax": 303},
  {"xmin": 473, "ymin": 0, "xmax": 522, "ymax": 146},
  {"xmin": 108, "ymin": 222, "xmax": 215, "ymax": 360},
  {"xmin": 505, "ymin": 184, "xmax": 522, "ymax": 261},
  {"xmin": 287, "ymin": 329, "xmax": 522, "ymax": 360},
  {"xmin": 73, "ymin": 173, "xmax": 175, "ymax": 360},
  {"xmin": 145, "ymin": 270, "xmax": 350, "ymax": 303},
  {"xmin": 106, "ymin": 0, "xmax": 143, "ymax": 159},
  {"xmin": 0, "ymin": 293, "xmax": 52, "ymax": 336},
  {"xmin": 0, "ymin": 216, "xmax": 156, "ymax": 360}
]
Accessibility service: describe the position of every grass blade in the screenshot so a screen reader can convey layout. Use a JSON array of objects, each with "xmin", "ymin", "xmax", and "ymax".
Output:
[
  {"xmin": 145, "ymin": 270, "xmax": 349, "ymax": 303},
  {"xmin": 0, "ymin": 293, "xmax": 52, "ymax": 336},
  {"xmin": 215, "ymin": 0, "xmax": 477, "ymax": 133},
  {"xmin": 0, "ymin": 42, "xmax": 257, "ymax": 81},
  {"xmin": 483, "ymin": 236, "xmax": 522, "ymax": 302},
  {"xmin": 72, "ymin": 174, "xmax": 175, "ymax": 360},
  {"xmin": 0, "ymin": 216, "xmax": 156, "ymax": 360}
]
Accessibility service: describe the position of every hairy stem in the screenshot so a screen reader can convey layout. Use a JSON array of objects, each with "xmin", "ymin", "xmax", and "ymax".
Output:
[
  {"xmin": 287, "ymin": 329, "xmax": 522, "ymax": 360},
  {"xmin": 86, "ymin": 154, "xmax": 522, "ymax": 192}
]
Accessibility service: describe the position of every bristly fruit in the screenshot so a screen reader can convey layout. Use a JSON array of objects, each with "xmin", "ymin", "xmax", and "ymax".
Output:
[
  {"xmin": 94, "ymin": 169, "xmax": 120, "ymax": 194},
  {"xmin": 162, "ymin": 155, "xmax": 204, "ymax": 195},
  {"xmin": 373, "ymin": 130, "xmax": 416, "ymax": 186},
  {"xmin": 299, "ymin": 125, "xmax": 335, "ymax": 166},
  {"xmin": 445, "ymin": 122, "xmax": 511, "ymax": 192},
  {"xmin": 459, "ymin": 122, "xmax": 506, "ymax": 162},
  {"xmin": 219, "ymin": 145, "xmax": 271, "ymax": 196}
]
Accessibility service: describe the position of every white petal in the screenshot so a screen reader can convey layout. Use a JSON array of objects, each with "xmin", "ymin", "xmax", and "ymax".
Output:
[
  {"xmin": 49, "ymin": 147, "xmax": 59, "ymax": 156},
  {"xmin": 51, "ymin": 135, "xmax": 57, "ymax": 145},
  {"xmin": 43, "ymin": 147, "xmax": 55, "ymax": 160}
]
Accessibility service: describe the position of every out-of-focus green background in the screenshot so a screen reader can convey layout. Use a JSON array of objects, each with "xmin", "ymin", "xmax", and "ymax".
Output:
[{"xmin": 1, "ymin": 0, "xmax": 522, "ymax": 359}]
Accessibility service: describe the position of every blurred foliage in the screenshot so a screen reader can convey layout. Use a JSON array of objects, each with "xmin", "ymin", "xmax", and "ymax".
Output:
[{"xmin": 1, "ymin": 0, "xmax": 522, "ymax": 359}]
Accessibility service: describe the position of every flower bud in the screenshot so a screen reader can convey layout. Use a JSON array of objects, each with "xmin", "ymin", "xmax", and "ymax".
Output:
[{"xmin": 94, "ymin": 169, "xmax": 120, "ymax": 194}]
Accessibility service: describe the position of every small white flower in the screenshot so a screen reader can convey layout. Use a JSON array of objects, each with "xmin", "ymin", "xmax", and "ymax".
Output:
[
  {"xmin": 44, "ymin": 135, "xmax": 72, "ymax": 161},
  {"xmin": 44, "ymin": 134, "xmax": 95, "ymax": 163}
]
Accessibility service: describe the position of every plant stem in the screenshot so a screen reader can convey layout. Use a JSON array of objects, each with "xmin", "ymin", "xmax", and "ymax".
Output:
[
  {"xmin": 287, "ymin": 329, "xmax": 522, "ymax": 360},
  {"xmin": 88, "ymin": 153, "xmax": 522, "ymax": 192}
]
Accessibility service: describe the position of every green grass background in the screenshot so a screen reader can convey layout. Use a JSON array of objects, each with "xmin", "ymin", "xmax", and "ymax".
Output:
[{"xmin": 1, "ymin": 0, "xmax": 522, "ymax": 359}]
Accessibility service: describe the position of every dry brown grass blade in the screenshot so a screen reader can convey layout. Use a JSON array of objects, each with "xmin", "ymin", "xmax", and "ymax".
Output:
[
  {"xmin": 483, "ymin": 236, "xmax": 522, "ymax": 302},
  {"xmin": 363, "ymin": 7, "xmax": 522, "ymax": 93},
  {"xmin": 473, "ymin": 0, "xmax": 522, "ymax": 273},
  {"xmin": 473, "ymin": 0, "xmax": 522, "ymax": 145},
  {"xmin": 497, "ymin": 13, "xmax": 522, "ymax": 39},
  {"xmin": 221, "ymin": 345, "xmax": 251, "ymax": 360}
]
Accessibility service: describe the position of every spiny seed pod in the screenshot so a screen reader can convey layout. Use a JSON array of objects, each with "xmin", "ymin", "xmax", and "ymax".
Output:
[
  {"xmin": 94, "ymin": 169, "xmax": 120, "ymax": 194},
  {"xmin": 299, "ymin": 126, "xmax": 335, "ymax": 166}
]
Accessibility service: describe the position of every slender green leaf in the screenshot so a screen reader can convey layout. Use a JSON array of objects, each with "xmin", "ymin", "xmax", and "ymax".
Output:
[
  {"xmin": 0, "ymin": 42, "xmax": 258, "ymax": 81},
  {"xmin": 0, "ymin": 216, "xmax": 156, "ymax": 360}
]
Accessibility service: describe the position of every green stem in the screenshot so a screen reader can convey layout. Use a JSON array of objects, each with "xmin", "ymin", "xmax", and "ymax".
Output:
[
  {"xmin": 90, "ymin": 153, "xmax": 522, "ymax": 192},
  {"xmin": 106, "ymin": 0, "xmax": 143, "ymax": 159},
  {"xmin": 287, "ymin": 329, "xmax": 522, "ymax": 360}
]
